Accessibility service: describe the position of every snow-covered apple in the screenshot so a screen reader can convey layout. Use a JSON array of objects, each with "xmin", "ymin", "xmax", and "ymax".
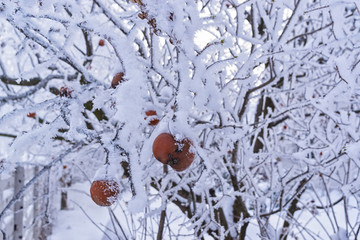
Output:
[
  {"xmin": 145, "ymin": 110, "xmax": 159, "ymax": 126},
  {"xmin": 98, "ymin": 39, "xmax": 105, "ymax": 46},
  {"xmin": 152, "ymin": 133, "xmax": 194, "ymax": 171},
  {"xmin": 27, "ymin": 112, "xmax": 36, "ymax": 118},
  {"xmin": 90, "ymin": 179, "xmax": 120, "ymax": 207},
  {"xmin": 111, "ymin": 72, "xmax": 124, "ymax": 89}
]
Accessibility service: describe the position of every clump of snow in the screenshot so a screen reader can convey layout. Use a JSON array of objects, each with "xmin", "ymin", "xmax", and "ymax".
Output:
[
  {"xmin": 330, "ymin": 4, "xmax": 346, "ymax": 39},
  {"xmin": 330, "ymin": 228, "xmax": 347, "ymax": 240},
  {"xmin": 127, "ymin": 194, "xmax": 147, "ymax": 213},
  {"xmin": 92, "ymin": 166, "xmax": 119, "ymax": 182},
  {"xmin": 345, "ymin": 141, "xmax": 360, "ymax": 162}
]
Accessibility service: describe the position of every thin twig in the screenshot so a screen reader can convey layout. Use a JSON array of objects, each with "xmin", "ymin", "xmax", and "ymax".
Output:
[
  {"xmin": 304, "ymin": 5, "xmax": 329, "ymax": 14},
  {"xmin": 0, "ymin": 228, "xmax": 6, "ymax": 240},
  {"xmin": 238, "ymin": 75, "xmax": 276, "ymax": 120},
  {"xmin": 320, "ymin": 174, "xmax": 339, "ymax": 231},
  {"xmin": 157, "ymin": 164, "xmax": 168, "ymax": 240},
  {"xmin": 109, "ymin": 208, "xmax": 129, "ymax": 240},
  {"xmin": 278, "ymin": 0, "xmax": 302, "ymax": 42},
  {"xmin": 286, "ymin": 22, "xmax": 332, "ymax": 44},
  {"xmin": 108, "ymin": 208, "xmax": 121, "ymax": 240},
  {"xmin": 0, "ymin": 133, "xmax": 16, "ymax": 138}
]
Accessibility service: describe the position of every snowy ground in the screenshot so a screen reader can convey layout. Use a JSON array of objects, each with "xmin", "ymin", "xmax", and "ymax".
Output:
[{"xmin": 49, "ymin": 182, "xmax": 111, "ymax": 240}]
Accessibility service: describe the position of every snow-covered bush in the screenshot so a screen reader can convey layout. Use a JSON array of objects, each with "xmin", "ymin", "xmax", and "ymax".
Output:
[{"xmin": 1, "ymin": 0, "xmax": 360, "ymax": 239}]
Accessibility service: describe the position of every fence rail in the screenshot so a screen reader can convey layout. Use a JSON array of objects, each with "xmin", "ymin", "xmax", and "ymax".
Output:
[{"xmin": 0, "ymin": 166, "xmax": 53, "ymax": 240}]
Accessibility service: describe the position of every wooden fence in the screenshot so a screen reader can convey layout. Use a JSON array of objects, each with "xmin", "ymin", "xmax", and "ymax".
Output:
[{"xmin": 0, "ymin": 166, "xmax": 53, "ymax": 240}]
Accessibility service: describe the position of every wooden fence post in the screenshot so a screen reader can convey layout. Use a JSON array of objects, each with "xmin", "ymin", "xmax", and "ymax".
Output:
[
  {"xmin": 13, "ymin": 166, "xmax": 24, "ymax": 240},
  {"xmin": 0, "ymin": 172, "xmax": 5, "ymax": 240},
  {"xmin": 60, "ymin": 165, "xmax": 72, "ymax": 210},
  {"xmin": 33, "ymin": 166, "xmax": 41, "ymax": 240},
  {"xmin": 0, "ymin": 173, "xmax": 3, "ymax": 212}
]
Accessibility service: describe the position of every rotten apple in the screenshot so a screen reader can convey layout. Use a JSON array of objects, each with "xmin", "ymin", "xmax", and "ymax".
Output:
[{"xmin": 152, "ymin": 133, "xmax": 194, "ymax": 172}]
